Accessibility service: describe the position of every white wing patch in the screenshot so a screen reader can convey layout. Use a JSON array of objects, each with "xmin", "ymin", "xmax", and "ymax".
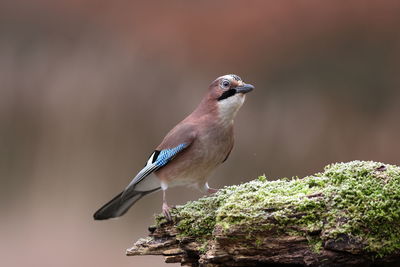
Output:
[{"xmin": 146, "ymin": 152, "xmax": 156, "ymax": 165}]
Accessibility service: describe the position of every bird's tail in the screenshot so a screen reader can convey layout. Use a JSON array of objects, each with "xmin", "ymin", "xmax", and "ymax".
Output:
[{"xmin": 93, "ymin": 187, "xmax": 160, "ymax": 220}]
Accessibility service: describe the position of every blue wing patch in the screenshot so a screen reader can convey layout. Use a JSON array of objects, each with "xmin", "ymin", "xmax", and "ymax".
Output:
[
  {"xmin": 154, "ymin": 143, "xmax": 187, "ymax": 167},
  {"xmin": 121, "ymin": 143, "xmax": 188, "ymax": 200}
]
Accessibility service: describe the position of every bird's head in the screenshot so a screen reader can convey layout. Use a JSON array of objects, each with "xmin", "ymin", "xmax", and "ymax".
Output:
[{"xmin": 207, "ymin": 74, "xmax": 254, "ymax": 122}]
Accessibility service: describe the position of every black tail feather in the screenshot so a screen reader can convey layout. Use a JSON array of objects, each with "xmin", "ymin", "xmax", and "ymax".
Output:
[{"xmin": 93, "ymin": 187, "xmax": 160, "ymax": 220}]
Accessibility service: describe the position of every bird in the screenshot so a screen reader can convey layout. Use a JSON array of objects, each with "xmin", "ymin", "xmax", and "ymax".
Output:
[{"xmin": 93, "ymin": 74, "xmax": 254, "ymax": 221}]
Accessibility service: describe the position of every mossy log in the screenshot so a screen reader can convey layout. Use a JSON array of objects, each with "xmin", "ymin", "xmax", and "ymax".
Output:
[{"xmin": 127, "ymin": 161, "xmax": 400, "ymax": 266}]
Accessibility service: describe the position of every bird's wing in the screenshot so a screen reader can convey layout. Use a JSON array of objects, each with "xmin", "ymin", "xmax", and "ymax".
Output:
[
  {"xmin": 222, "ymin": 145, "xmax": 233, "ymax": 163},
  {"xmin": 121, "ymin": 123, "xmax": 197, "ymax": 199}
]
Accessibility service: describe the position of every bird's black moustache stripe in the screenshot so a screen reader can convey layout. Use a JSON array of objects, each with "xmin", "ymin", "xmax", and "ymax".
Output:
[{"xmin": 217, "ymin": 89, "xmax": 236, "ymax": 101}]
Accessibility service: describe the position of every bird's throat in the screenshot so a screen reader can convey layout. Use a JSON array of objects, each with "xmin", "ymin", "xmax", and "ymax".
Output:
[{"xmin": 217, "ymin": 94, "xmax": 245, "ymax": 126}]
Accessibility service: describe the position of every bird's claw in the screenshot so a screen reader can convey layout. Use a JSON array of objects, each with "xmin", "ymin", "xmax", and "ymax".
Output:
[{"xmin": 162, "ymin": 202, "xmax": 172, "ymax": 222}]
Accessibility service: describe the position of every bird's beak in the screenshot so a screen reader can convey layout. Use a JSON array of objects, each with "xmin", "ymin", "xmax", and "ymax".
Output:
[{"xmin": 234, "ymin": 83, "xmax": 254, "ymax": 94}]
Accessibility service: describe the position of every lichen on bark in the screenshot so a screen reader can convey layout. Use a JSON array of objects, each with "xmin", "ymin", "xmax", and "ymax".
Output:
[{"xmin": 128, "ymin": 161, "xmax": 400, "ymax": 266}]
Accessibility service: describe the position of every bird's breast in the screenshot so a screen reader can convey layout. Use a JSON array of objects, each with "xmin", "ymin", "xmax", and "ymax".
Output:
[
  {"xmin": 156, "ymin": 122, "xmax": 234, "ymax": 187},
  {"xmin": 197, "ymin": 123, "xmax": 233, "ymax": 160}
]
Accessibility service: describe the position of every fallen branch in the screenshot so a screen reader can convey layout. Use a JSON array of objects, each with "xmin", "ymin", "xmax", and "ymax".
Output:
[{"xmin": 127, "ymin": 161, "xmax": 400, "ymax": 266}]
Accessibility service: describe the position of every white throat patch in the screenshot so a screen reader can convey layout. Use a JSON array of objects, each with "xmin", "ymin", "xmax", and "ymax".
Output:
[{"xmin": 217, "ymin": 93, "xmax": 245, "ymax": 125}]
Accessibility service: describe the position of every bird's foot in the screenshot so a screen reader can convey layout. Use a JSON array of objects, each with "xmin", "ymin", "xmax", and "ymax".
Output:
[
  {"xmin": 162, "ymin": 202, "xmax": 172, "ymax": 222},
  {"xmin": 207, "ymin": 188, "xmax": 219, "ymax": 194}
]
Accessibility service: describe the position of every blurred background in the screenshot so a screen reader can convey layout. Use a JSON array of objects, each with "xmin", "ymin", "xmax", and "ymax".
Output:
[{"xmin": 1, "ymin": 1, "xmax": 400, "ymax": 266}]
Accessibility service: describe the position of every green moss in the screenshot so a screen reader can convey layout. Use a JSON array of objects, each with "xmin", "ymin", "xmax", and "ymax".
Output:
[
  {"xmin": 308, "ymin": 236, "xmax": 323, "ymax": 253},
  {"xmin": 156, "ymin": 161, "xmax": 400, "ymax": 258},
  {"xmin": 195, "ymin": 240, "xmax": 208, "ymax": 254}
]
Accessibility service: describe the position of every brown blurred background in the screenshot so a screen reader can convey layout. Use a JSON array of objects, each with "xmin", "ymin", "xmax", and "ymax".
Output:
[{"xmin": 1, "ymin": 1, "xmax": 400, "ymax": 266}]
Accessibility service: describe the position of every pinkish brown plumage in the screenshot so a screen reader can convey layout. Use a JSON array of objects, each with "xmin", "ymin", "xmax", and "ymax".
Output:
[{"xmin": 94, "ymin": 74, "xmax": 254, "ymax": 220}]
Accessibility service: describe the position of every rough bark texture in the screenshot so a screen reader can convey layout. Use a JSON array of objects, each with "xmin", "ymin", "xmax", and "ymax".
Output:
[
  {"xmin": 127, "ymin": 161, "xmax": 400, "ymax": 266},
  {"xmin": 127, "ymin": 221, "xmax": 399, "ymax": 267}
]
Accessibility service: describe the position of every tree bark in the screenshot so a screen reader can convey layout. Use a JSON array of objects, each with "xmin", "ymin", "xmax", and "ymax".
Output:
[
  {"xmin": 126, "ymin": 161, "xmax": 400, "ymax": 266},
  {"xmin": 127, "ymin": 220, "xmax": 399, "ymax": 267}
]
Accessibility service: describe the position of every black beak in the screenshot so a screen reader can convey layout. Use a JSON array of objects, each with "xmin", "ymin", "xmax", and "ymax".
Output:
[{"xmin": 234, "ymin": 83, "xmax": 254, "ymax": 94}]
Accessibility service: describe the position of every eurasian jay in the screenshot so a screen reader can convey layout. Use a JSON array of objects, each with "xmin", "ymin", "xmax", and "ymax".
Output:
[{"xmin": 93, "ymin": 74, "xmax": 254, "ymax": 221}]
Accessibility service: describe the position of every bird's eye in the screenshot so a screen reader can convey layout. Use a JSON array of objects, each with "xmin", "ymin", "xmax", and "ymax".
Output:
[{"xmin": 221, "ymin": 79, "xmax": 230, "ymax": 89}]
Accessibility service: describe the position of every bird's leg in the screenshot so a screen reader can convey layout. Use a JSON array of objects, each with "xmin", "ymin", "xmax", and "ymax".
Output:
[
  {"xmin": 162, "ymin": 189, "xmax": 172, "ymax": 221},
  {"xmin": 204, "ymin": 182, "xmax": 219, "ymax": 194}
]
